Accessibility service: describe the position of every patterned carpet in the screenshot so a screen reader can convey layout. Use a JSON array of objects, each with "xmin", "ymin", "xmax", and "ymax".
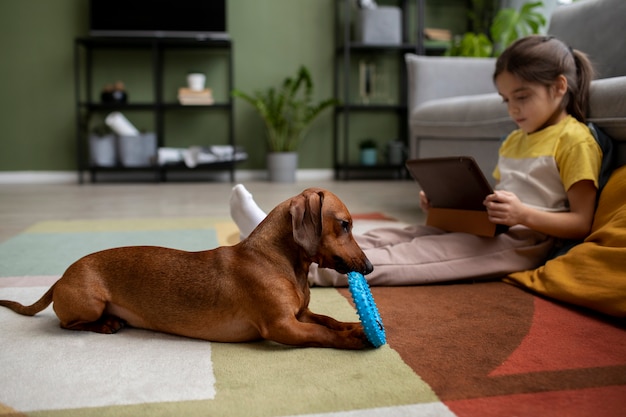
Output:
[{"xmin": 1, "ymin": 217, "xmax": 625, "ymax": 416}]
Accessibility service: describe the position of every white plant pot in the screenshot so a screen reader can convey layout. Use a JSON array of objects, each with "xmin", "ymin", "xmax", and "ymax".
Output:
[
  {"xmin": 267, "ymin": 152, "xmax": 298, "ymax": 183},
  {"xmin": 89, "ymin": 134, "xmax": 117, "ymax": 167}
]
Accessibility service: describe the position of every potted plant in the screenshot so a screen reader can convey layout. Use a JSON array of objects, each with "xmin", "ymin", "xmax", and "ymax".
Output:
[
  {"xmin": 359, "ymin": 139, "xmax": 378, "ymax": 166},
  {"xmin": 446, "ymin": 1, "xmax": 546, "ymax": 57},
  {"xmin": 232, "ymin": 66, "xmax": 337, "ymax": 182}
]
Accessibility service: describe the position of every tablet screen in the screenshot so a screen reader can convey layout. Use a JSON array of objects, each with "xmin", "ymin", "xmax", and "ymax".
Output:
[{"xmin": 405, "ymin": 157, "xmax": 494, "ymax": 211}]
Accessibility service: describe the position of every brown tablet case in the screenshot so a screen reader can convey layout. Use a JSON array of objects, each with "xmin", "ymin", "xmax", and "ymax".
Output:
[{"xmin": 405, "ymin": 157, "xmax": 508, "ymax": 237}]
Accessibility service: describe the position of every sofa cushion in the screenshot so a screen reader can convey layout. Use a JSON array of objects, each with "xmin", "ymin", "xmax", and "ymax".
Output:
[
  {"xmin": 505, "ymin": 165, "xmax": 626, "ymax": 317},
  {"xmin": 410, "ymin": 77, "xmax": 626, "ymax": 143},
  {"xmin": 405, "ymin": 55, "xmax": 498, "ymax": 109},
  {"xmin": 409, "ymin": 93, "xmax": 515, "ymax": 139},
  {"xmin": 548, "ymin": 0, "xmax": 626, "ymax": 79},
  {"xmin": 588, "ymin": 76, "xmax": 626, "ymax": 142}
]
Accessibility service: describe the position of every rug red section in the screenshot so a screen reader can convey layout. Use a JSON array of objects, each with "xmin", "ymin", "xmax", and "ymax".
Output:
[
  {"xmin": 339, "ymin": 282, "xmax": 626, "ymax": 417},
  {"xmin": 490, "ymin": 297, "xmax": 626, "ymax": 376},
  {"xmin": 445, "ymin": 385, "xmax": 626, "ymax": 417}
]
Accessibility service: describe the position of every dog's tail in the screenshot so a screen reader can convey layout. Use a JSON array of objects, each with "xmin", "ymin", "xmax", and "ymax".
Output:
[{"xmin": 0, "ymin": 284, "xmax": 55, "ymax": 316}]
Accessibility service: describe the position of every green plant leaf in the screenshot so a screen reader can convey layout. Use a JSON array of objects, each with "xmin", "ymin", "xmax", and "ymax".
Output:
[
  {"xmin": 446, "ymin": 1, "xmax": 546, "ymax": 57},
  {"xmin": 231, "ymin": 66, "xmax": 337, "ymax": 152},
  {"xmin": 491, "ymin": 2, "xmax": 546, "ymax": 56},
  {"xmin": 446, "ymin": 32, "xmax": 493, "ymax": 57}
]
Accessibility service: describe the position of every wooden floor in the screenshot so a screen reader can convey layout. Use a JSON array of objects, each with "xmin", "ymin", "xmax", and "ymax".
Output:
[{"xmin": 0, "ymin": 180, "xmax": 425, "ymax": 243}]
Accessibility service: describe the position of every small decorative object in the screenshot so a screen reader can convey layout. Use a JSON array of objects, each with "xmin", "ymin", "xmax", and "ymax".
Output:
[
  {"xmin": 187, "ymin": 72, "xmax": 206, "ymax": 91},
  {"xmin": 105, "ymin": 112, "xmax": 140, "ymax": 136},
  {"xmin": 386, "ymin": 140, "xmax": 405, "ymax": 165},
  {"xmin": 360, "ymin": 139, "xmax": 378, "ymax": 166},
  {"xmin": 100, "ymin": 85, "xmax": 114, "ymax": 102},
  {"xmin": 355, "ymin": 5, "xmax": 402, "ymax": 45},
  {"xmin": 347, "ymin": 271, "xmax": 386, "ymax": 348},
  {"xmin": 359, "ymin": 60, "xmax": 376, "ymax": 104},
  {"xmin": 100, "ymin": 81, "xmax": 127, "ymax": 104},
  {"xmin": 356, "ymin": 0, "xmax": 378, "ymax": 9},
  {"xmin": 232, "ymin": 66, "xmax": 337, "ymax": 182}
]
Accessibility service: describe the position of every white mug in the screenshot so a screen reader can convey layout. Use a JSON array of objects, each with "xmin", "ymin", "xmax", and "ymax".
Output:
[{"xmin": 187, "ymin": 73, "xmax": 206, "ymax": 91}]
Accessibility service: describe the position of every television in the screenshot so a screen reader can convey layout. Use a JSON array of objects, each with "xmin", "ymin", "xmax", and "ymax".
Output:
[{"xmin": 89, "ymin": 0, "xmax": 228, "ymax": 40}]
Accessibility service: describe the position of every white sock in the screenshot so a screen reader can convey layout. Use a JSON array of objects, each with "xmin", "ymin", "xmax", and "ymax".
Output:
[{"xmin": 229, "ymin": 184, "xmax": 267, "ymax": 238}]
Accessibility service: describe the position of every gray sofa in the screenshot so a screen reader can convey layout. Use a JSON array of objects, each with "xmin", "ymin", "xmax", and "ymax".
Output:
[{"xmin": 406, "ymin": 0, "xmax": 626, "ymax": 182}]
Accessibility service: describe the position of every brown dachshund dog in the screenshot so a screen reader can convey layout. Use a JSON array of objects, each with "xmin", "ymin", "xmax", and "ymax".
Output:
[{"xmin": 0, "ymin": 188, "xmax": 374, "ymax": 349}]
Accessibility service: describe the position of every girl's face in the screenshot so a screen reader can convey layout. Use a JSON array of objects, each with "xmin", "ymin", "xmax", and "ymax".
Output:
[{"xmin": 495, "ymin": 71, "xmax": 568, "ymax": 134}]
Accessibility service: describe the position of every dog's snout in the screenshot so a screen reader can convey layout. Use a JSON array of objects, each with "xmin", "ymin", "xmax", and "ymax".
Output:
[
  {"xmin": 331, "ymin": 255, "xmax": 374, "ymax": 276},
  {"xmin": 363, "ymin": 258, "xmax": 374, "ymax": 275}
]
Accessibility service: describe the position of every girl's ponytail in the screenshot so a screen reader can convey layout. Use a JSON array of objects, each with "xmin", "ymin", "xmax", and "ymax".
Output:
[{"xmin": 570, "ymin": 49, "xmax": 594, "ymax": 123}]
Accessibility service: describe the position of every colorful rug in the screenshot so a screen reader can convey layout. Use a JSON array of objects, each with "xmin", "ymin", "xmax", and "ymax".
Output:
[{"xmin": 1, "ymin": 217, "xmax": 625, "ymax": 416}]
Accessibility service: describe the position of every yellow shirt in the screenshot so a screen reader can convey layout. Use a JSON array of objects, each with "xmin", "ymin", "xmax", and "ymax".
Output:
[{"xmin": 493, "ymin": 115, "xmax": 601, "ymax": 212}]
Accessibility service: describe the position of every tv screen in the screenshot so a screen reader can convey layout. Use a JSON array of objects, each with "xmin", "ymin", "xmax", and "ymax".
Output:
[{"xmin": 89, "ymin": 0, "xmax": 228, "ymax": 39}]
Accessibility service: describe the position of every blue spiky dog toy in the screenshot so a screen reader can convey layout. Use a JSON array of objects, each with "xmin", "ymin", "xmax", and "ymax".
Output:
[{"xmin": 347, "ymin": 271, "xmax": 386, "ymax": 347}]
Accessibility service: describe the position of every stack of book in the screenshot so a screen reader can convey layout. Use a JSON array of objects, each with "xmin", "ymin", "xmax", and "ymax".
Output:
[
  {"xmin": 424, "ymin": 28, "xmax": 452, "ymax": 42},
  {"xmin": 178, "ymin": 88, "xmax": 214, "ymax": 105}
]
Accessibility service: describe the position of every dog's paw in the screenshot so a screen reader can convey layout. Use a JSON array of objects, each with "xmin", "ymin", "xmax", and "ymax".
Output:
[
  {"xmin": 102, "ymin": 316, "xmax": 126, "ymax": 333},
  {"xmin": 90, "ymin": 315, "xmax": 126, "ymax": 334},
  {"xmin": 348, "ymin": 325, "xmax": 373, "ymax": 349}
]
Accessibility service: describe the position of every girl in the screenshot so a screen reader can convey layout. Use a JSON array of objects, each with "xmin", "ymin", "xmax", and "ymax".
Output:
[{"xmin": 230, "ymin": 35, "xmax": 602, "ymax": 286}]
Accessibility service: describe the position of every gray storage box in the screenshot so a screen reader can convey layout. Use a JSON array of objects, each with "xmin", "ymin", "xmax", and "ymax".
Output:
[
  {"xmin": 118, "ymin": 133, "xmax": 157, "ymax": 167},
  {"xmin": 355, "ymin": 6, "xmax": 402, "ymax": 45},
  {"xmin": 89, "ymin": 134, "xmax": 117, "ymax": 167}
]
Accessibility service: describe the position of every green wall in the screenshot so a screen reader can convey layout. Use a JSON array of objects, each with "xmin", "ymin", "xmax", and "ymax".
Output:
[
  {"xmin": 0, "ymin": 0, "xmax": 86, "ymax": 171},
  {"xmin": 0, "ymin": 0, "xmax": 465, "ymax": 172},
  {"xmin": 0, "ymin": 0, "xmax": 336, "ymax": 171}
]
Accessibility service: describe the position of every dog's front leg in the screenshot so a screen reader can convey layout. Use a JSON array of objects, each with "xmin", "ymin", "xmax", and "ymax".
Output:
[
  {"xmin": 260, "ymin": 315, "xmax": 371, "ymax": 350},
  {"xmin": 299, "ymin": 308, "xmax": 361, "ymax": 332}
]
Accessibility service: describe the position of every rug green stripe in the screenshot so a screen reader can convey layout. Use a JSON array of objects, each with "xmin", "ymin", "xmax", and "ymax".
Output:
[
  {"xmin": 0, "ymin": 230, "xmax": 219, "ymax": 276},
  {"xmin": 29, "ymin": 289, "xmax": 439, "ymax": 417}
]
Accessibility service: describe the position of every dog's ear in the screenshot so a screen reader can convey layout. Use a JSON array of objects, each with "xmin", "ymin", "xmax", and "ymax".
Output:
[{"xmin": 289, "ymin": 190, "xmax": 323, "ymax": 256}]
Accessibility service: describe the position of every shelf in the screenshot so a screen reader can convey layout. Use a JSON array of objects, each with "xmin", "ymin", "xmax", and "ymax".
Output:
[
  {"xmin": 79, "ymin": 102, "xmax": 232, "ymax": 111},
  {"xmin": 159, "ymin": 160, "xmax": 240, "ymax": 170},
  {"xmin": 424, "ymin": 40, "xmax": 451, "ymax": 54},
  {"xmin": 79, "ymin": 103, "xmax": 157, "ymax": 111},
  {"xmin": 161, "ymin": 103, "xmax": 232, "ymax": 110},
  {"xmin": 337, "ymin": 42, "xmax": 446, "ymax": 55},
  {"xmin": 335, "ymin": 104, "xmax": 407, "ymax": 112},
  {"xmin": 85, "ymin": 160, "xmax": 244, "ymax": 183},
  {"xmin": 333, "ymin": 0, "xmax": 420, "ymax": 180},
  {"xmin": 76, "ymin": 36, "xmax": 231, "ymax": 49},
  {"xmin": 74, "ymin": 36, "xmax": 235, "ymax": 183},
  {"xmin": 334, "ymin": 163, "xmax": 408, "ymax": 180},
  {"xmin": 337, "ymin": 43, "xmax": 419, "ymax": 53}
]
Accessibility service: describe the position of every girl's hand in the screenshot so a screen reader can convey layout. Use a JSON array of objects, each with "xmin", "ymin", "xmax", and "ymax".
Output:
[
  {"xmin": 419, "ymin": 191, "xmax": 431, "ymax": 213},
  {"xmin": 483, "ymin": 190, "xmax": 527, "ymax": 226}
]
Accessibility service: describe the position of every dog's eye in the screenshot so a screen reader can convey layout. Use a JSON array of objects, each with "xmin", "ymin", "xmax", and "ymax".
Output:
[{"xmin": 341, "ymin": 220, "xmax": 350, "ymax": 233}]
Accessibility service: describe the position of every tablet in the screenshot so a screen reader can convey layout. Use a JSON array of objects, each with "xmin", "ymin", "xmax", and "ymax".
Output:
[{"xmin": 405, "ymin": 156, "xmax": 494, "ymax": 211}]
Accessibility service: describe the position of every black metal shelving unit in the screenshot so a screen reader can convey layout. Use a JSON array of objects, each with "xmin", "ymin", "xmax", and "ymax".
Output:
[
  {"xmin": 333, "ymin": 0, "xmax": 429, "ymax": 180},
  {"xmin": 74, "ymin": 36, "xmax": 236, "ymax": 183}
]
